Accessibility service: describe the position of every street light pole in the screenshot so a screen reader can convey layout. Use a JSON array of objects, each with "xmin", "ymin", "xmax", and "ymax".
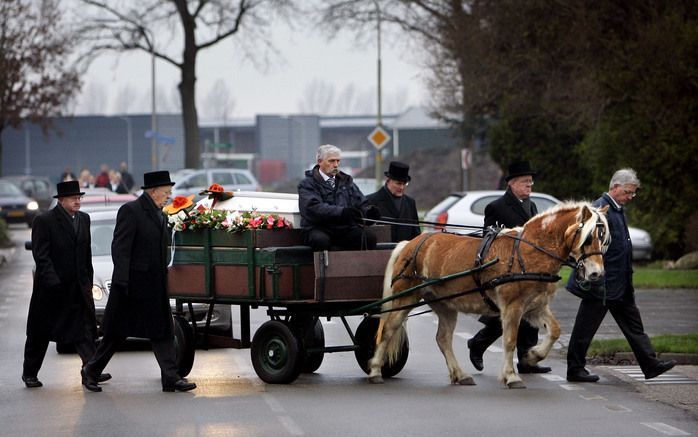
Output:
[
  {"xmin": 374, "ymin": 0, "xmax": 383, "ymax": 191},
  {"xmin": 151, "ymin": 44, "xmax": 158, "ymax": 171}
]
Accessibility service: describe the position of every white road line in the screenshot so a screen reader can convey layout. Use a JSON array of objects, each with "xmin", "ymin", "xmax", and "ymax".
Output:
[
  {"xmin": 580, "ymin": 394, "xmax": 607, "ymax": 401},
  {"xmin": 540, "ymin": 374, "xmax": 565, "ymax": 381},
  {"xmin": 278, "ymin": 416, "xmax": 304, "ymax": 436},
  {"xmin": 559, "ymin": 384, "xmax": 586, "ymax": 391},
  {"xmin": 262, "ymin": 393, "xmax": 285, "ymax": 413},
  {"xmin": 640, "ymin": 422, "xmax": 690, "ymax": 435},
  {"xmin": 608, "ymin": 366, "xmax": 697, "ymax": 385},
  {"xmin": 604, "ymin": 404, "xmax": 632, "ymax": 412}
]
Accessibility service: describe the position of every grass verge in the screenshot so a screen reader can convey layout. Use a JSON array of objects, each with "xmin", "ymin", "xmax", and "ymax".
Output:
[
  {"xmin": 588, "ymin": 333, "xmax": 698, "ymax": 356},
  {"xmin": 558, "ymin": 266, "xmax": 698, "ymax": 289}
]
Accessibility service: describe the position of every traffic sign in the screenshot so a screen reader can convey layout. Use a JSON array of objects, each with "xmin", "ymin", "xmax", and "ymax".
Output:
[{"xmin": 367, "ymin": 125, "xmax": 391, "ymax": 150}]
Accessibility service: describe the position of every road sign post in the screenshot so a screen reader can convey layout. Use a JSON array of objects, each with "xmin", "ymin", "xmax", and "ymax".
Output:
[{"xmin": 368, "ymin": 126, "xmax": 391, "ymax": 191}]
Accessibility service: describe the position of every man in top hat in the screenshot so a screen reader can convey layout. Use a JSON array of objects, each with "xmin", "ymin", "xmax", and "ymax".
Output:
[
  {"xmin": 467, "ymin": 161, "xmax": 552, "ymax": 374},
  {"xmin": 22, "ymin": 181, "xmax": 111, "ymax": 388},
  {"xmin": 367, "ymin": 161, "xmax": 421, "ymax": 242},
  {"xmin": 82, "ymin": 171, "xmax": 196, "ymax": 393}
]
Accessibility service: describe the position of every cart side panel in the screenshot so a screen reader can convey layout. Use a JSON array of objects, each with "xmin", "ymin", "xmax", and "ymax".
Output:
[
  {"xmin": 314, "ymin": 250, "xmax": 392, "ymax": 301},
  {"xmin": 168, "ymin": 264, "xmax": 208, "ymax": 297}
]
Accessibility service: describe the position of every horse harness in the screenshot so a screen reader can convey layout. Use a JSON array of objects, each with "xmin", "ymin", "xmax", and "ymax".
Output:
[{"xmin": 386, "ymin": 213, "xmax": 606, "ymax": 315}]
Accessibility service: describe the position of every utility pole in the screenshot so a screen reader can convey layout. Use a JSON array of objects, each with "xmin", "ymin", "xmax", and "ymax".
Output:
[{"xmin": 374, "ymin": 0, "xmax": 383, "ymax": 191}]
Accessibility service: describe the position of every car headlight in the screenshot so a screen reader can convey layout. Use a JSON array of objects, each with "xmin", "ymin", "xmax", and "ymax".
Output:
[
  {"xmin": 92, "ymin": 285, "xmax": 104, "ymax": 301},
  {"xmin": 27, "ymin": 201, "xmax": 39, "ymax": 211}
]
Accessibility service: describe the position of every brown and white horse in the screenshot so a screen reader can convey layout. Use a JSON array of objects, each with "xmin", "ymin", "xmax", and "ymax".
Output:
[{"xmin": 368, "ymin": 202, "xmax": 609, "ymax": 388}]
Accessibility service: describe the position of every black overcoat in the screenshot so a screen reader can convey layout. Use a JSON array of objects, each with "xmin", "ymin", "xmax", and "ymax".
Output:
[
  {"xmin": 483, "ymin": 188, "xmax": 538, "ymax": 229},
  {"xmin": 298, "ymin": 166, "xmax": 372, "ymax": 233},
  {"xmin": 27, "ymin": 207, "xmax": 96, "ymax": 343},
  {"xmin": 101, "ymin": 194, "xmax": 173, "ymax": 339},
  {"xmin": 366, "ymin": 185, "xmax": 421, "ymax": 242}
]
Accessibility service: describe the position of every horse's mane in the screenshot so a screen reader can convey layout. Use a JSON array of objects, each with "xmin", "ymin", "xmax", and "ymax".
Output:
[{"xmin": 526, "ymin": 201, "xmax": 610, "ymax": 250}]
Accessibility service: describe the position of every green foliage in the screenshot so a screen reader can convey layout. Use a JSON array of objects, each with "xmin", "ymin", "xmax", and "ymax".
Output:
[
  {"xmin": 0, "ymin": 218, "xmax": 11, "ymax": 248},
  {"xmin": 588, "ymin": 334, "xmax": 698, "ymax": 356},
  {"xmin": 558, "ymin": 265, "xmax": 698, "ymax": 289}
]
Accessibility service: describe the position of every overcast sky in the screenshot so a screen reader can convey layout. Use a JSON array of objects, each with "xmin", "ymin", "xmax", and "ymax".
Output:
[{"xmin": 73, "ymin": 17, "xmax": 428, "ymax": 120}]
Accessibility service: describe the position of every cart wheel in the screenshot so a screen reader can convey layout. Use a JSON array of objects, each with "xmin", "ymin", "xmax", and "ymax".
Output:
[
  {"xmin": 174, "ymin": 315, "xmax": 195, "ymax": 378},
  {"xmin": 251, "ymin": 320, "xmax": 303, "ymax": 384},
  {"xmin": 354, "ymin": 317, "xmax": 409, "ymax": 378},
  {"xmin": 300, "ymin": 318, "xmax": 325, "ymax": 373}
]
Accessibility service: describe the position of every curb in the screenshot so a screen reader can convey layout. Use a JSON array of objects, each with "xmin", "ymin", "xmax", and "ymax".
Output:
[{"xmin": 589, "ymin": 352, "xmax": 698, "ymax": 366}]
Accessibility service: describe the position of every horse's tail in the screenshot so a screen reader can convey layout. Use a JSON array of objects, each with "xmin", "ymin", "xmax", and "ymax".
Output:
[{"xmin": 377, "ymin": 240, "xmax": 410, "ymax": 365}]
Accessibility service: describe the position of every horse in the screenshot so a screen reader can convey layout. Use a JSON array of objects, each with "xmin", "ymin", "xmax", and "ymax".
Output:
[{"xmin": 368, "ymin": 201, "xmax": 610, "ymax": 389}]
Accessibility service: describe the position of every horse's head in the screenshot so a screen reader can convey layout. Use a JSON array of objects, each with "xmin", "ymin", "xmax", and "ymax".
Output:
[{"xmin": 565, "ymin": 204, "xmax": 610, "ymax": 290}]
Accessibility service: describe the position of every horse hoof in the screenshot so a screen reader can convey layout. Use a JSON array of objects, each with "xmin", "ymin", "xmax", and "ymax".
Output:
[
  {"xmin": 507, "ymin": 380, "xmax": 526, "ymax": 389},
  {"xmin": 368, "ymin": 375, "xmax": 384, "ymax": 384},
  {"xmin": 457, "ymin": 377, "xmax": 476, "ymax": 386}
]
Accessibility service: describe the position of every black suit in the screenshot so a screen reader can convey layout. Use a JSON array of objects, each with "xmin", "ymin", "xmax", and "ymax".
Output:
[
  {"xmin": 366, "ymin": 185, "xmax": 421, "ymax": 242},
  {"xmin": 469, "ymin": 188, "xmax": 540, "ymax": 362},
  {"xmin": 24, "ymin": 205, "xmax": 97, "ymax": 378},
  {"xmin": 84, "ymin": 193, "xmax": 179, "ymax": 386}
]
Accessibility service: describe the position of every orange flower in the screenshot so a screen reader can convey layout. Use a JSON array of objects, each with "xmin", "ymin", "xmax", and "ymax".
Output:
[{"xmin": 208, "ymin": 183, "xmax": 224, "ymax": 193}]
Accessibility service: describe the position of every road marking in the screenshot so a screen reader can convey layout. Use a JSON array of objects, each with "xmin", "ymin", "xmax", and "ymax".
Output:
[
  {"xmin": 559, "ymin": 384, "xmax": 585, "ymax": 390},
  {"xmin": 541, "ymin": 374, "xmax": 565, "ymax": 381},
  {"xmin": 608, "ymin": 366, "xmax": 698, "ymax": 385},
  {"xmin": 604, "ymin": 404, "xmax": 632, "ymax": 412},
  {"xmin": 263, "ymin": 394, "xmax": 285, "ymax": 413},
  {"xmin": 640, "ymin": 422, "xmax": 690, "ymax": 435},
  {"xmin": 278, "ymin": 415, "xmax": 304, "ymax": 436},
  {"xmin": 580, "ymin": 394, "xmax": 607, "ymax": 401}
]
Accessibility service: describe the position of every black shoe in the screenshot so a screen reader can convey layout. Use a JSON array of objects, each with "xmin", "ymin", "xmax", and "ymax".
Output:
[
  {"xmin": 467, "ymin": 339, "xmax": 484, "ymax": 371},
  {"xmin": 98, "ymin": 373, "xmax": 112, "ymax": 383},
  {"xmin": 644, "ymin": 360, "xmax": 676, "ymax": 380},
  {"xmin": 163, "ymin": 379, "xmax": 197, "ymax": 392},
  {"xmin": 22, "ymin": 375, "xmax": 43, "ymax": 388},
  {"xmin": 517, "ymin": 363, "xmax": 552, "ymax": 374},
  {"xmin": 567, "ymin": 368, "xmax": 600, "ymax": 382},
  {"xmin": 80, "ymin": 368, "xmax": 102, "ymax": 392}
]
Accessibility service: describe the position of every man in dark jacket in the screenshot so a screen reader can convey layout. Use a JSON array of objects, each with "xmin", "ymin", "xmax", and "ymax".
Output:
[
  {"xmin": 467, "ymin": 161, "xmax": 552, "ymax": 374},
  {"xmin": 22, "ymin": 181, "xmax": 110, "ymax": 388},
  {"xmin": 82, "ymin": 171, "xmax": 196, "ymax": 393},
  {"xmin": 298, "ymin": 144, "xmax": 380, "ymax": 251},
  {"xmin": 566, "ymin": 168, "xmax": 675, "ymax": 382},
  {"xmin": 366, "ymin": 161, "xmax": 421, "ymax": 242}
]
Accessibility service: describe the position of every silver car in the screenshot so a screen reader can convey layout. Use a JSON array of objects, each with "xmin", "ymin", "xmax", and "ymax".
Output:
[
  {"xmin": 172, "ymin": 168, "xmax": 261, "ymax": 200},
  {"xmin": 423, "ymin": 191, "xmax": 653, "ymax": 260}
]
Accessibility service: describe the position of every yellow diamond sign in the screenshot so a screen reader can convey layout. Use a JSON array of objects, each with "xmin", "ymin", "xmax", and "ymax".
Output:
[{"xmin": 368, "ymin": 125, "xmax": 391, "ymax": 150}]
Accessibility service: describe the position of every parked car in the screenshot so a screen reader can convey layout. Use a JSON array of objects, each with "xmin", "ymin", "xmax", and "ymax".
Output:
[
  {"xmin": 1, "ymin": 175, "xmax": 54, "ymax": 211},
  {"xmin": 0, "ymin": 180, "xmax": 40, "ymax": 227},
  {"xmin": 424, "ymin": 191, "xmax": 653, "ymax": 260},
  {"xmin": 172, "ymin": 168, "xmax": 261, "ymax": 200}
]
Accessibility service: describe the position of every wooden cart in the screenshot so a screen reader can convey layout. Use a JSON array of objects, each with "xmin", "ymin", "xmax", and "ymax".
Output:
[{"xmin": 167, "ymin": 226, "xmax": 408, "ymax": 384}]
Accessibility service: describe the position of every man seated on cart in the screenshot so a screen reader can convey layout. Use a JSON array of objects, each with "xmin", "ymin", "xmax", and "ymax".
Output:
[{"xmin": 298, "ymin": 144, "xmax": 380, "ymax": 251}]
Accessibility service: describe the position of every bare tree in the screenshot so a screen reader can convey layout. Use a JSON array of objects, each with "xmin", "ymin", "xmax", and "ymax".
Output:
[
  {"xmin": 0, "ymin": 0, "xmax": 81, "ymax": 176},
  {"xmin": 202, "ymin": 79, "xmax": 236, "ymax": 123},
  {"xmin": 76, "ymin": 0, "xmax": 294, "ymax": 168}
]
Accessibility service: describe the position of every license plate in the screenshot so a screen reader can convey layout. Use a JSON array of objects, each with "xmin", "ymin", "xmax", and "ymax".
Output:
[{"xmin": 8, "ymin": 210, "xmax": 25, "ymax": 217}]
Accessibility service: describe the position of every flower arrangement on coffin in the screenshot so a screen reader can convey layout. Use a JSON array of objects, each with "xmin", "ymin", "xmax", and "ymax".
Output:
[{"xmin": 164, "ymin": 186, "xmax": 292, "ymax": 233}]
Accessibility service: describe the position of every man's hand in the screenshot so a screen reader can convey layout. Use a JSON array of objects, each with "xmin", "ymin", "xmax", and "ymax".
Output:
[
  {"xmin": 341, "ymin": 207, "xmax": 362, "ymax": 223},
  {"xmin": 365, "ymin": 206, "xmax": 381, "ymax": 224}
]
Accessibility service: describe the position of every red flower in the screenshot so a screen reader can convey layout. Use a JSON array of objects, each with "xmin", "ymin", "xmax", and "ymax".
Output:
[{"xmin": 208, "ymin": 183, "xmax": 224, "ymax": 193}]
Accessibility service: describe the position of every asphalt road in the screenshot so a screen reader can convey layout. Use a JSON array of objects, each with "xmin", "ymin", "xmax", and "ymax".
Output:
[{"xmin": 1, "ymin": 225, "xmax": 696, "ymax": 437}]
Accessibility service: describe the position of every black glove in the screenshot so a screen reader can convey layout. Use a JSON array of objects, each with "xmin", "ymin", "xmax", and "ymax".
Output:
[
  {"xmin": 341, "ymin": 207, "xmax": 363, "ymax": 224},
  {"xmin": 366, "ymin": 206, "xmax": 381, "ymax": 221}
]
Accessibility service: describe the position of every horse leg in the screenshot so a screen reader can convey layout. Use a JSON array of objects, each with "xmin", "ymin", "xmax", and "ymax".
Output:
[
  {"xmin": 368, "ymin": 306, "xmax": 412, "ymax": 384},
  {"xmin": 431, "ymin": 304, "xmax": 475, "ymax": 385},
  {"xmin": 500, "ymin": 305, "xmax": 526, "ymax": 389},
  {"xmin": 524, "ymin": 305, "xmax": 560, "ymax": 366}
]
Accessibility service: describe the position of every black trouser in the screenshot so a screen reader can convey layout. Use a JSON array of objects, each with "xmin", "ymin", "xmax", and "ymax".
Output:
[
  {"xmin": 302, "ymin": 226, "xmax": 377, "ymax": 251},
  {"xmin": 84, "ymin": 333, "xmax": 179, "ymax": 386},
  {"xmin": 23, "ymin": 326, "xmax": 96, "ymax": 378},
  {"xmin": 567, "ymin": 294, "xmax": 659, "ymax": 375},
  {"xmin": 469, "ymin": 315, "xmax": 539, "ymax": 362}
]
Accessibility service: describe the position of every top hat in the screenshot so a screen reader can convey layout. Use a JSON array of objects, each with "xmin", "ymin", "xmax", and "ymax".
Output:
[
  {"xmin": 384, "ymin": 161, "xmax": 411, "ymax": 182},
  {"xmin": 53, "ymin": 180, "xmax": 85, "ymax": 198},
  {"xmin": 141, "ymin": 171, "xmax": 176, "ymax": 189},
  {"xmin": 505, "ymin": 161, "xmax": 536, "ymax": 182}
]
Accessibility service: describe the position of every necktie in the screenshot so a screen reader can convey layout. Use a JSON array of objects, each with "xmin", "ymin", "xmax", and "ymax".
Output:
[{"xmin": 327, "ymin": 177, "xmax": 335, "ymax": 189}]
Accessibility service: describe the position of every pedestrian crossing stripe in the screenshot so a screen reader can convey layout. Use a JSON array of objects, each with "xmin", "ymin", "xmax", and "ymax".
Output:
[{"xmin": 607, "ymin": 366, "xmax": 698, "ymax": 385}]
